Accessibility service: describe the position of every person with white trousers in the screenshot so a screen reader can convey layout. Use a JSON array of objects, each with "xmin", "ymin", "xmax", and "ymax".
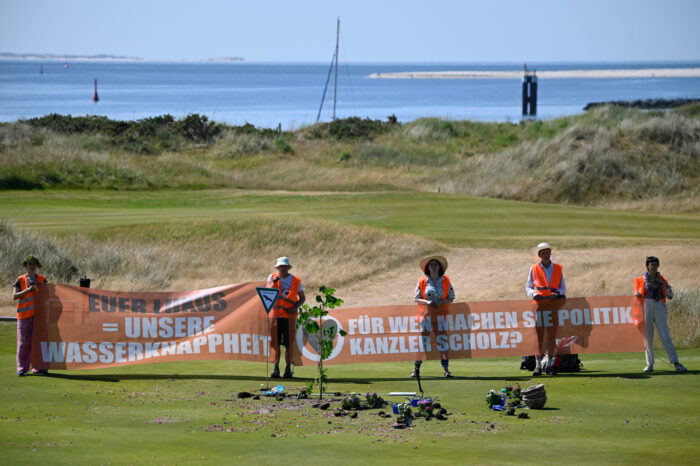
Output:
[{"xmin": 633, "ymin": 256, "xmax": 687, "ymax": 373}]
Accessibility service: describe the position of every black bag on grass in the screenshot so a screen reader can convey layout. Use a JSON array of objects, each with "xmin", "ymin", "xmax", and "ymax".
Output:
[
  {"xmin": 520, "ymin": 356, "xmax": 536, "ymax": 371},
  {"xmin": 553, "ymin": 354, "xmax": 583, "ymax": 372}
]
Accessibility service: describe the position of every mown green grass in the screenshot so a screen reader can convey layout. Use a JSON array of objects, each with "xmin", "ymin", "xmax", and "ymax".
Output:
[
  {"xmin": 0, "ymin": 322, "xmax": 698, "ymax": 464},
  {"xmin": 1, "ymin": 190, "xmax": 699, "ymax": 248}
]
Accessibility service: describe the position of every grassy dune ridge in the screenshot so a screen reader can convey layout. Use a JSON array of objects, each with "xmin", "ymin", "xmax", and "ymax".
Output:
[
  {"xmin": 441, "ymin": 109, "xmax": 700, "ymax": 206},
  {"xmin": 2, "ymin": 105, "xmax": 699, "ymax": 210}
]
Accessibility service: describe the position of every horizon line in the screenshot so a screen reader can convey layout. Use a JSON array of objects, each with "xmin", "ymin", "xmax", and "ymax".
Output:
[{"xmin": 3, "ymin": 56, "xmax": 700, "ymax": 65}]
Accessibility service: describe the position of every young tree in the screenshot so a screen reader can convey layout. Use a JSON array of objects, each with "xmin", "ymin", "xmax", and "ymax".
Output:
[{"xmin": 295, "ymin": 286, "xmax": 345, "ymax": 400}]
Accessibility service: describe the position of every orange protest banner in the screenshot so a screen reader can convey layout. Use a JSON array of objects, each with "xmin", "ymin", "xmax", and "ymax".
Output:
[{"xmin": 32, "ymin": 283, "xmax": 645, "ymax": 370}]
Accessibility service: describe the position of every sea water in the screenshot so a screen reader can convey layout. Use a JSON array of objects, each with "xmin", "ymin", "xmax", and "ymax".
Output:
[{"xmin": 1, "ymin": 61, "xmax": 699, "ymax": 128}]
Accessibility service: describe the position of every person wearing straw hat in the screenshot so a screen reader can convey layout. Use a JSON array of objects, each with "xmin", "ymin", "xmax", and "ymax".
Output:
[
  {"xmin": 12, "ymin": 255, "xmax": 49, "ymax": 376},
  {"xmin": 266, "ymin": 256, "xmax": 305, "ymax": 379},
  {"xmin": 412, "ymin": 255, "xmax": 455, "ymax": 378},
  {"xmin": 633, "ymin": 256, "xmax": 686, "ymax": 372},
  {"xmin": 525, "ymin": 243, "xmax": 566, "ymax": 376}
]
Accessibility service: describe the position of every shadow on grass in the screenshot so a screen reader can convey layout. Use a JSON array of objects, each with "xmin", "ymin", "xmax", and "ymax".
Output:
[
  {"xmin": 46, "ymin": 373, "xmax": 280, "ymax": 383},
  {"xmin": 44, "ymin": 369, "xmax": 697, "ymax": 383}
]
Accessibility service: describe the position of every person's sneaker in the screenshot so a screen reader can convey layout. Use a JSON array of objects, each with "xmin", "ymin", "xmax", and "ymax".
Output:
[
  {"xmin": 674, "ymin": 363, "xmax": 687, "ymax": 372},
  {"xmin": 532, "ymin": 367, "xmax": 542, "ymax": 377},
  {"xmin": 17, "ymin": 371, "xmax": 26, "ymax": 377},
  {"xmin": 643, "ymin": 364, "xmax": 654, "ymax": 372},
  {"xmin": 270, "ymin": 367, "xmax": 281, "ymax": 378},
  {"xmin": 545, "ymin": 366, "xmax": 557, "ymax": 376},
  {"xmin": 443, "ymin": 369, "xmax": 454, "ymax": 378},
  {"xmin": 410, "ymin": 368, "xmax": 419, "ymax": 377},
  {"xmin": 283, "ymin": 366, "xmax": 293, "ymax": 379}
]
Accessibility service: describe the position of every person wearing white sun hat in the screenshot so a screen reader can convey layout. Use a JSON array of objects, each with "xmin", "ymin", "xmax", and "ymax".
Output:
[
  {"xmin": 266, "ymin": 256, "xmax": 305, "ymax": 379},
  {"xmin": 411, "ymin": 255, "xmax": 455, "ymax": 378},
  {"xmin": 525, "ymin": 242, "xmax": 566, "ymax": 376}
]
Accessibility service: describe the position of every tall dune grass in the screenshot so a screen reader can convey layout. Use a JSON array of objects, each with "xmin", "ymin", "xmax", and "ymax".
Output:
[
  {"xmin": 0, "ymin": 219, "xmax": 78, "ymax": 284},
  {"xmin": 87, "ymin": 217, "xmax": 442, "ymax": 289},
  {"xmin": 3, "ymin": 106, "xmax": 699, "ymax": 210},
  {"xmin": 440, "ymin": 108, "xmax": 700, "ymax": 205},
  {"xmin": 667, "ymin": 288, "xmax": 700, "ymax": 348},
  {"xmin": 0, "ymin": 218, "xmax": 440, "ymax": 302}
]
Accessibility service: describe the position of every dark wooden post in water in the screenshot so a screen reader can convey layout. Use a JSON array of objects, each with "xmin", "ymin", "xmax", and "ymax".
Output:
[
  {"xmin": 522, "ymin": 65, "xmax": 537, "ymax": 116},
  {"xmin": 93, "ymin": 79, "xmax": 99, "ymax": 102}
]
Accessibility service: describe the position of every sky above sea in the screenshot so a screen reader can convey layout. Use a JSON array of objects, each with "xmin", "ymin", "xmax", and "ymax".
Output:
[{"xmin": 1, "ymin": 1, "xmax": 699, "ymax": 62}]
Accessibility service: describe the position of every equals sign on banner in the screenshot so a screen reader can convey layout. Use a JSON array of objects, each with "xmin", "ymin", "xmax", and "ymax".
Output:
[{"xmin": 102, "ymin": 323, "xmax": 119, "ymax": 332}]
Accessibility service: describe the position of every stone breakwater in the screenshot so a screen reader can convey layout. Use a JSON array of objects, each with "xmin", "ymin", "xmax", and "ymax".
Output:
[
  {"xmin": 583, "ymin": 98, "xmax": 700, "ymax": 110},
  {"xmin": 369, "ymin": 68, "xmax": 700, "ymax": 79}
]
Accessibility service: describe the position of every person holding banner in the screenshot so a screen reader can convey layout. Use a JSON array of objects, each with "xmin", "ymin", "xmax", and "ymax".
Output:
[
  {"xmin": 526, "ymin": 243, "xmax": 566, "ymax": 376},
  {"xmin": 11, "ymin": 255, "xmax": 49, "ymax": 376},
  {"xmin": 634, "ymin": 256, "xmax": 687, "ymax": 373},
  {"xmin": 267, "ymin": 257, "xmax": 305, "ymax": 379},
  {"xmin": 412, "ymin": 255, "xmax": 455, "ymax": 378}
]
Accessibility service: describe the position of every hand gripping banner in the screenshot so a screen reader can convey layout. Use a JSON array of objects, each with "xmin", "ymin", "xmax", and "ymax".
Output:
[{"xmin": 31, "ymin": 283, "xmax": 646, "ymax": 370}]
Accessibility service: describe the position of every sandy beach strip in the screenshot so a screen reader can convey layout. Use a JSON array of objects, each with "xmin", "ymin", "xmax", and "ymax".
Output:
[{"xmin": 369, "ymin": 68, "xmax": 700, "ymax": 79}]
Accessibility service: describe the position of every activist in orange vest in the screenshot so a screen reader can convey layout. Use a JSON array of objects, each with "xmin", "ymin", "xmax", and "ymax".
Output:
[
  {"xmin": 634, "ymin": 256, "xmax": 686, "ymax": 373},
  {"xmin": 525, "ymin": 243, "xmax": 567, "ymax": 376},
  {"xmin": 12, "ymin": 255, "xmax": 49, "ymax": 376},
  {"xmin": 266, "ymin": 256, "xmax": 305, "ymax": 379},
  {"xmin": 412, "ymin": 255, "xmax": 455, "ymax": 378},
  {"xmin": 526, "ymin": 245, "xmax": 565, "ymax": 302}
]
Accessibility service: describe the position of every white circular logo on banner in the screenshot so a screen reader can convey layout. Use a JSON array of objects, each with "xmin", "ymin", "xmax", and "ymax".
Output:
[{"xmin": 297, "ymin": 317, "xmax": 345, "ymax": 362}]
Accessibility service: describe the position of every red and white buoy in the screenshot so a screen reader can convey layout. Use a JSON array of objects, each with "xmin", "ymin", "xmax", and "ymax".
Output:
[{"xmin": 92, "ymin": 79, "xmax": 99, "ymax": 102}]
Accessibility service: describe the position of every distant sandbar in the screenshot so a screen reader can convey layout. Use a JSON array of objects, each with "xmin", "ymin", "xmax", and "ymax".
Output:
[{"xmin": 369, "ymin": 68, "xmax": 700, "ymax": 79}]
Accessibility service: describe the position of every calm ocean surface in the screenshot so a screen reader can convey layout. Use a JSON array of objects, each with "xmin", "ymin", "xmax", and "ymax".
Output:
[{"xmin": 1, "ymin": 61, "xmax": 699, "ymax": 128}]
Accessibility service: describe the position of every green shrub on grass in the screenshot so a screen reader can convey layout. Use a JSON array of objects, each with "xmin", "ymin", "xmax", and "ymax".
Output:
[
  {"xmin": 25, "ymin": 113, "xmax": 222, "ymax": 153},
  {"xmin": 174, "ymin": 113, "xmax": 221, "ymax": 143},
  {"xmin": 0, "ymin": 174, "xmax": 43, "ymax": 190},
  {"xmin": 327, "ymin": 117, "xmax": 391, "ymax": 140},
  {"xmin": 275, "ymin": 138, "xmax": 293, "ymax": 154}
]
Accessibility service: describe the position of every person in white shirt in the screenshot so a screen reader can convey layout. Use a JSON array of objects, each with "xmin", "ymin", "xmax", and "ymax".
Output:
[{"xmin": 525, "ymin": 243, "xmax": 566, "ymax": 376}]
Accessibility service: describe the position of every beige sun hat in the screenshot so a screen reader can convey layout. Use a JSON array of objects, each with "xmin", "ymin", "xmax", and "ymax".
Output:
[
  {"xmin": 533, "ymin": 242, "xmax": 555, "ymax": 258},
  {"xmin": 419, "ymin": 255, "xmax": 448, "ymax": 274},
  {"xmin": 275, "ymin": 256, "xmax": 292, "ymax": 268}
]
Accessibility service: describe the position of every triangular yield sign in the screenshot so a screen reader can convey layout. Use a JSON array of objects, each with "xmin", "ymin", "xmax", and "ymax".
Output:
[{"xmin": 256, "ymin": 287, "xmax": 280, "ymax": 314}]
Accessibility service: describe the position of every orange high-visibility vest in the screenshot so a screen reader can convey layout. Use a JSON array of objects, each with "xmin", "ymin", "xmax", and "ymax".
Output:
[
  {"xmin": 418, "ymin": 275, "xmax": 451, "ymax": 301},
  {"xmin": 531, "ymin": 263, "xmax": 562, "ymax": 298},
  {"xmin": 634, "ymin": 274, "xmax": 669, "ymax": 303},
  {"xmin": 270, "ymin": 273, "xmax": 301, "ymax": 319},
  {"xmin": 16, "ymin": 274, "xmax": 46, "ymax": 319}
]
